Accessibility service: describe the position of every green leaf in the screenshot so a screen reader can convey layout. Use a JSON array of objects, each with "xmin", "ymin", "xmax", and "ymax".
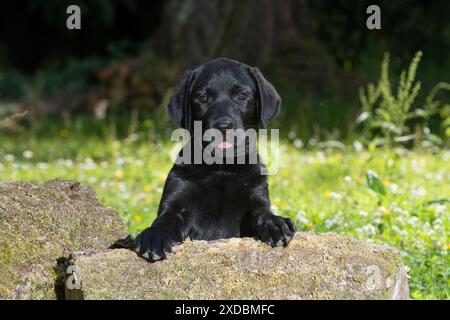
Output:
[
  {"xmin": 445, "ymin": 126, "xmax": 450, "ymax": 138},
  {"xmin": 422, "ymin": 199, "xmax": 450, "ymax": 206},
  {"xmin": 366, "ymin": 170, "xmax": 386, "ymax": 196}
]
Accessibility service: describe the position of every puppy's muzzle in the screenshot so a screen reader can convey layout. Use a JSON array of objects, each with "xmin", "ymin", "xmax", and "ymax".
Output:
[{"xmin": 212, "ymin": 118, "xmax": 235, "ymax": 131}]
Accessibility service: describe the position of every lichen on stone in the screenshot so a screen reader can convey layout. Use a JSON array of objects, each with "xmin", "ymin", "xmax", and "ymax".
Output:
[
  {"xmin": 0, "ymin": 180, "xmax": 127, "ymax": 299},
  {"xmin": 67, "ymin": 232, "xmax": 409, "ymax": 300}
]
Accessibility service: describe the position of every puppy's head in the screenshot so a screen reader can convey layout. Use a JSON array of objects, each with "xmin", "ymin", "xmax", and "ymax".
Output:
[{"xmin": 168, "ymin": 58, "xmax": 280, "ymax": 153}]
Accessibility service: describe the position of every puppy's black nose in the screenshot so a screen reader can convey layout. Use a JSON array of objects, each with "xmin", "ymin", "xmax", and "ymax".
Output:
[{"xmin": 213, "ymin": 118, "xmax": 235, "ymax": 131}]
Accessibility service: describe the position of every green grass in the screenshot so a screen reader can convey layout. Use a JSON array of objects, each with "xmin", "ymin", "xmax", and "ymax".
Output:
[{"xmin": 0, "ymin": 117, "xmax": 448, "ymax": 299}]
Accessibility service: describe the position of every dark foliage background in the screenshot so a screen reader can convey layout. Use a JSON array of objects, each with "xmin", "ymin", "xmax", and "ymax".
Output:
[{"xmin": 0, "ymin": 0, "xmax": 449, "ymax": 140}]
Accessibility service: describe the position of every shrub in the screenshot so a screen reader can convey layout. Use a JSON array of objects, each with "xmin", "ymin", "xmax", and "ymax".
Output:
[{"xmin": 357, "ymin": 51, "xmax": 449, "ymax": 147}]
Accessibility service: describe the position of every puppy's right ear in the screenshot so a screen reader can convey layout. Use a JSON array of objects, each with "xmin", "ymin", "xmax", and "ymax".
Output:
[{"xmin": 167, "ymin": 70, "xmax": 197, "ymax": 131}]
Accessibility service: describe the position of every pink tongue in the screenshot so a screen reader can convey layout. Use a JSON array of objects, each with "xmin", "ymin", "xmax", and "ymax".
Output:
[{"xmin": 218, "ymin": 141, "xmax": 233, "ymax": 149}]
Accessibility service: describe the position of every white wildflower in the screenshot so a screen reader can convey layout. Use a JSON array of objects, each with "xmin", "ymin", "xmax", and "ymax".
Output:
[
  {"xmin": 315, "ymin": 151, "xmax": 326, "ymax": 161},
  {"xmin": 393, "ymin": 206, "xmax": 409, "ymax": 217},
  {"xmin": 408, "ymin": 216, "xmax": 419, "ymax": 226},
  {"xmin": 435, "ymin": 171, "xmax": 444, "ymax": 181},
  {"xmin": 128, "ymin": 133, "xmax": 139, "ymax": 142},
  {"xmin": 353, "ymin": 140, "xmax": 363, "ymax": 153},
  {"xmin": 296, "ymin": 210, "xmax": 308, "ymax": 224},
  {"xmin": 4, "ymin": 154, "xmax": 15, "ymax": 162},
  {"xmin": 431, "ymin": 204, "xmax": 447, "ymax": 215},
  {"xmin": 118, "ymin": 183, "xmax": 127, "ymax": 192},
  {"xmin": 372, "ymin": 210, "xmax": 382, "ymax": 218},
  {"xmin": 116, "ymin": 157, "xmax": 126, "ymax": 166},
  {"xmin": 329, "ymin": 192, "xmax": 341, "ymax": 201},
  {"xmin": 271, "ymin": 205, "xmax": 280, "ymax": 215},
  {"xmin": 387, "ymin": 183, "xmax": 400, "ymax": 194},
  {"xmin": 387, "ymin": 159, "xmax": 394, "ymax": 167},
  {"xmin": 22, "ymin": 150, "xmax": 34, "ymax": 159},
  {"xmin": 359, "ymin": 210, "xmax": 368, "ymax": 217},
  {"xmin": 324, "ymin": 218, "xmax": 338, "ymax": 229},
  {"xmin": 88, "ymin": 177, "xmax": 97, "ymax": 184},
  {"xmin": 79, "ymin": 159, "xmax": 96, "ymax": 170},
  {"xmin": 411, "ymin": 187, "xmax": 426, "ymax": 198},
  {"xmin": 392, "ymin": 225, "xmax": 408, "ymax": 237},
  {"xmin": 356, "ymin": 224, "xmax": 377, "ymax": 236},
  {"xmin": 308, "ymin": 138, "xmax": 317, "ymax": 146},
  {"xmin": 65, "ymin": 159, "xmax": 74, "ymax": 168},
  {"xmin": 37, "ymin": 162, "xmax": 48, "ymax": 170},
  {"xmin": 294, "ymin": 139, "xmax": 304, "ymax": 149}
]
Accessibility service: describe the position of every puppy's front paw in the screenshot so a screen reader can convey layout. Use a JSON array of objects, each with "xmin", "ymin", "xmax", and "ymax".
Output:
[
  {"xmin": 255, "ymin": 215, "xmax": 296, "ymax": 247},
  {"xmin": 134, "ymin": 227, "xmax": 174, "ymax": 262}
]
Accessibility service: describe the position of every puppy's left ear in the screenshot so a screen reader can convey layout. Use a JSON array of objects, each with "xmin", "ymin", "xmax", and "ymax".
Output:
[
  {"xmin": 167, "ymin": 70, "xmax": 198, "ymax": 131},
  {"xmin": 247, "ymin": 67, "xmax": 281, "ymax": 128}
]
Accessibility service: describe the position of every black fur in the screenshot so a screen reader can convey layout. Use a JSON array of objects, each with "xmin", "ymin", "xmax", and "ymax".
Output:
[{"xmin": 135, "ymin": 58, "xmax": 296, "ymax": 262}]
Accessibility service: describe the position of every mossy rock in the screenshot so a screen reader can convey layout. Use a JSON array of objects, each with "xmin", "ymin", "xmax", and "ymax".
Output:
[
  {"xmin": 66, "ymin": 233, "xmax": 409, "ymax": 300},
  {"xmin": 0, "ymin": 179, "xmax": 409, "ymax": 300},
  {"xmin": 0, "ymin": 180, "xmax": 127, "ymax": 299}
]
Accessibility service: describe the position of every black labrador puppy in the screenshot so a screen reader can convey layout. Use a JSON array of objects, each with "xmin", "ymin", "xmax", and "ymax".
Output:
[{"xmin": 135, "ymin": 58, "xmax": 296, "ymax": 261}]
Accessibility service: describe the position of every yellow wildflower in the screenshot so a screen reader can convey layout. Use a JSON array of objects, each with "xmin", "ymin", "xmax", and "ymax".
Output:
[
  {"xmin": 272, "ymin": 198, "xmax": 283, "ymax": 207},
  {"xmin": 59, "ymin": 128, "xmax": 70, "ymax": 139},
  {"xmin": 114, "ymin": 170, "xmax": 124, "ymax": 179}
]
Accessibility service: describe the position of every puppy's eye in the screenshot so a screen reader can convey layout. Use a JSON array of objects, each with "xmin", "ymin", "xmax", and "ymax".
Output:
[
  {"xmin": 237, "ymin": 92, "xmax": 249, "ymax": 101},
  {"xmin": 198, "ymin": 94, "xmax": 208, "ymax": 104}
]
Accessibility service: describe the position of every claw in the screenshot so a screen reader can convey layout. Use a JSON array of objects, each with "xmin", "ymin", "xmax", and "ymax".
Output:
[
  {"xmin": 151, "ymin": 253, "xmax": 162, "ymax": 261},
  {"xmin": 134, "ymin": 228, "xmax": 174, "ymax": 263},
  {"xmin": 255, "ymin": 215, "xmax": 296, "ymax": 247}
]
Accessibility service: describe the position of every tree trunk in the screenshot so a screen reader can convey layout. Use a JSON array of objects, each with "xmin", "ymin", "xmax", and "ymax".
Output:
[{"xmin": 155, "ymin": 0, "xmax": 335, "ymax": 92}]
